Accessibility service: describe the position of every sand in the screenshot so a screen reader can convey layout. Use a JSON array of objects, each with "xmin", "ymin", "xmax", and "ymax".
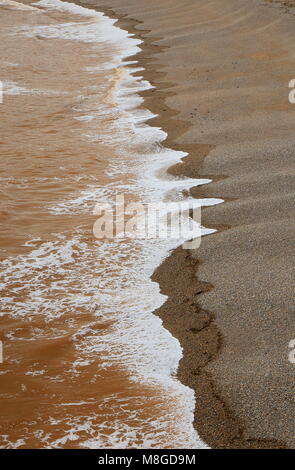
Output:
[{"xmin": 73, "ymin": 0, "xmax": 295, "ymax": 448}]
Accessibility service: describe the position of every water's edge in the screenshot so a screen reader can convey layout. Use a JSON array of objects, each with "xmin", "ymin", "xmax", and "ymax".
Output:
[
  {"xmin": 92, "ymin": 0, "xmax": 289, "ymax": 450},
  {"xmin": 66, "ymin": 0, "xmax": 215, "ymax": 448},
  {"xmin": 69, "ymin": 0, "xmax": 289, "ymax": 451}
]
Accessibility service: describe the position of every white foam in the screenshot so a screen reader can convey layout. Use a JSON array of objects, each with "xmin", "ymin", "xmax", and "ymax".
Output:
[
  {"xmin": 1, "ymin": 61, "xmax": 18, "ymax": 68},
  {"xmin": 3, "ymin": 80, "xmax": 32, "ymax": 95},
  {"xmin": 26, "ymin": 370, "xmax": 46, "ymax": 376},
  {"xmin": 35, "ymin": 0, "xmax": 104, "ymax": 16},
  {"xmin": 0, "ymin": 436, "xmax": 26, "ymax": 449},
  {"xmin": 30, "ymin": 0, "xmax": 141, "ymax": 62},
  {"xmin": 2, "ymin": 80, "xmax": 68, "ymax": 96}
]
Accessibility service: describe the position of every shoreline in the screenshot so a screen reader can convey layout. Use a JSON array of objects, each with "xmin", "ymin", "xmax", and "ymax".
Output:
[
  {"xmin": 71, "ymin": 1, "xmax": 242, "ymax": 447},
  {"xmin": 69, "ymin": 0, "xmax": 293, "ymax": 448},
  {"xmin": 1, "ymin": 0, "xmax": 210, "ymax": 447}
]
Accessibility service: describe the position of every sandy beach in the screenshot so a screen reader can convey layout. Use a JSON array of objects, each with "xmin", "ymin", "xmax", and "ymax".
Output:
[{"xmin": 82, "ymin": 0, "xmax": 295, "ymax": 448}]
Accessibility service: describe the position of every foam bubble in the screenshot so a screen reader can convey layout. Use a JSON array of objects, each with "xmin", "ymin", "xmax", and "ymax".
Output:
[{"xmin": 2, "ymin": 80, "xmax": 68, "ymax": 96}]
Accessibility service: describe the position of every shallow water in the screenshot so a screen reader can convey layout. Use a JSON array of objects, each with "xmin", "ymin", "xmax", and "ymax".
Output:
[{"xmin": 0, "ymin": 0, "xmax": 220, "ymax": 448}]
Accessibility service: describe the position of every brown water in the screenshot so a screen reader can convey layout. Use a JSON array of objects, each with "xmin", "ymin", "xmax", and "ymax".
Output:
[{"xmin": 0, "ymin": 0, "xmax": 208, "ymax": 448}]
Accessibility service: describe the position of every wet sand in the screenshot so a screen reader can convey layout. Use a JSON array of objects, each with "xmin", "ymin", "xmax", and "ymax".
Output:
[{"xmin": 83, "ymin": 0, "xmax": 295, "ymax": 448}]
